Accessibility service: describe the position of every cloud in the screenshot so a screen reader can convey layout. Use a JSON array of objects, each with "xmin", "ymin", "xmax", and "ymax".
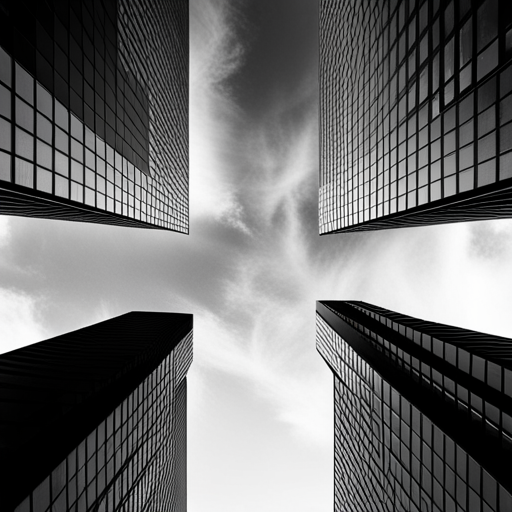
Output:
[
  {"xmin": 184, "ymin": 78, "xmax": 333, "ymax": 447},
  {"xmin": 189, "ymin": 304, "xmax": 332, "ymax": 447},
  {"xmin": 0, "ymin": 288, "xmax": 47, "ymax": 353},
  {"xmin": 189, "ymin": 0, "xmax": 249, "ymax": 233}
]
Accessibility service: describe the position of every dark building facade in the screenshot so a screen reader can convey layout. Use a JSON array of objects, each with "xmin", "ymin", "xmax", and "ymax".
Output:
[
  {"xmin": 317, "ymin": 300, "xmax": 512, "ymax": 512},
  {"xmin": 0, "ymin": 311, "xmax": 193, "ymax": 512},
  {"xmin": 320, "ymin": 0, "xmax": 512, "ymax": 233},
  {"xmin": 0, "ymin": 0, "xmax": 188, "ymax": 232}
]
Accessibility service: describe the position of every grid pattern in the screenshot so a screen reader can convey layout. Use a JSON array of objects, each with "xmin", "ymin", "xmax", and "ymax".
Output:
[
  {"xmin": 0, "ymin": 312, "xmax": 192, "ymax": 512},
  {"xmin": 316, "ymin": 302, "xmax": 512, "ymax": 512},
  {"xmin": 14, "ymin": 332, "xmax": 192, "ymax": 512},
  {"xmin": 343, "ymin": 302, "xmax": 512, "ymax": 448},
  {"xmin": 320, "ymin": 0, "xmax": 512, "ymax": 233},
  {"xmin": 0, "ymin": 0, "xmax": 188, "ymax": 232}
]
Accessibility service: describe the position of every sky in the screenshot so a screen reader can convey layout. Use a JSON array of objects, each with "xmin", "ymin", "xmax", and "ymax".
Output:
[{"xmin": 2, "ymin": 0, "xmax": 512, "ymax": 511}]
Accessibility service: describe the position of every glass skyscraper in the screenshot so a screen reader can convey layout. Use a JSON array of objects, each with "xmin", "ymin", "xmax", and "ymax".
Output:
[
  {"xmin": 320, "ymin": 0, "xmax": 512, "ymax": 233},
  {"xmin": 0, "ymin": 0, "xmax": 188, "ymax": 232},
  {"xmin": 317, "ymin": 300, "xmax": 512, "ymax": 512},
  {"xmin": 0, "ymin": 311, "xmax": 193, "ymax": 512}
]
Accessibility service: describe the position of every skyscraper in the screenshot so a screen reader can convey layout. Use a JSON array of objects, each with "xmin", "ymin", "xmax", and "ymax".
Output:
[
  {"xmin": 317, "ymin": 300, "xmax": 512, "ymax": 512},
  {"xmin": 0, "ymin": 0, "xmax": 188, "ymax": 232},
  {"xmin": 0, "ymin": 311, "xmax": 193, "ymax": 512},
  {"xmin": 320, "ymin": 0, "xmax": 512, "ymax": 233}
]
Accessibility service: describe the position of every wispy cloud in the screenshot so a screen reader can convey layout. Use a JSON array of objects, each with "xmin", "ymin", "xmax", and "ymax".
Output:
[{"xmin": 189, "ymin": 0, "xmax": 249, "ymax": 233}]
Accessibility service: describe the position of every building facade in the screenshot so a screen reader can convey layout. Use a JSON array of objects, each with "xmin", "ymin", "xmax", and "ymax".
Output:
[
  {"xmin": 320, "ymin": 0, "xmax": 512, "ymax": 233},
  {"xmin": 0, "ymin": 0, "xmax": 188, "ymax": 232},
  {"xmin": 317, "ymin": 300, "xmax": 512, "ymax": 512},
  {"xmin": 0, "ymin": 311, "xmax": 193, "ymax": 512}
]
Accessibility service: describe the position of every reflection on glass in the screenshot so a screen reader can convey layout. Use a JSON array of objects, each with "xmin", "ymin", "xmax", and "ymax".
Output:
[
  {"xmin": 14, "ymin": 158, "xmax": 33, "ymax": 188},
  {"xmin": 444, "ymin": 37, "xmax": 455, "ymax": 81},
  {"xmin": 0, "ymin": 118, "xmax": 11, "ymax": 152},
  {"xmin": 477, "ymin": 41, "xmax": 498, "ymax": 81},
  {"xmin": 460, "ymin": 20, "xmax": 472, "ymax": 67},
  {"xmin": 0, "ymin": 84, "xmax": 11, "ymax": 119},
  {"xmin": 15, "ymin": 64, "xmax": 33, "ymax": 104},
  {"xmin": 477, "ymin": 0, "xmax": 498, "ymax": 52}
]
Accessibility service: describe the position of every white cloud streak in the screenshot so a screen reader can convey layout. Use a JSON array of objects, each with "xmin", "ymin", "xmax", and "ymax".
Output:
[{"xmin": 189, "ymin": 0, "xmax": 249, "ymax": 233}]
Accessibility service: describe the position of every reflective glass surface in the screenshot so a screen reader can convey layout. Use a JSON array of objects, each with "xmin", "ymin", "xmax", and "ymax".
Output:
[
  {"xmin": 9, "ymin": 322, "xmax": 192, "ymax": 512},
  {"xmin": 317, "ymin": 301, "xmax": 512, "ymax": 512},
  {"xmin": 320, "ymin": 0, "xmax": 512, "ymax": 233},
  {"xmin": 0, "ymin": 0, "xmax": 188, "ymax": 232}
]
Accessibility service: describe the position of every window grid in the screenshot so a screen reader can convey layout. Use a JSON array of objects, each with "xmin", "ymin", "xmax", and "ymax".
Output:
[
  {"xmin": 14, "ymin": 331, "xmax": 192, "ymax": 512},
  {"xmin": 320, "ymin": 0, "xmax": 512, "ymax": 233},
  {"xmin": 317, "ymin": 312, "xmax": 512, "ymax": 512}
]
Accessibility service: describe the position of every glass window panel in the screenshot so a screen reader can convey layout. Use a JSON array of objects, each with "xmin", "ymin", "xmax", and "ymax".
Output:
[
  {"xmin": 478, "ymin": 112, "xmax": 495, "ymax": 145},
  {"xmin": 85, "ymin": 168, "xmax": 96, "ymax": 188},
  {"xmin": 36, "ymin": 140, "xmax": 52, "ymax": 169},
  {"xmin": 500, "ymin": 151, "xmax": 512, "ymax": 180},
  {"xmin": 85, "ymin": 127, "xmax": 95, "ymax": 150},
  {"xmin": 15, "ymin": 64, "xmax": 33, "ymax": 104},
  {"xmin": 444, "ymin": 79, "xmax": 454, "ymax": 105},
  {"xmin": 477, "ymin": 40, "xmax": 499, "ymax": 81},
  {"xmin": 460, "ymin": 121, "xmax": 474, "ymax": 147},
  {"xmin": 458, "ymin": 350, "xmax": 470, "ymax": 373},
  {"xmin": 36, "ymin": 114, "xmax": 52, "ymax": 144},
  {"xmin": 71, "ymin": 139, "xmax": 83, "ymax": 163},
  {"xmin": 0, "ymin": 83, "xmax": 11, "ymax": 119},
  {"xmin": 55, "ymin": 174, "xmax": 69, "ymax": 198},
  {"xmin": 479, "ymin": 78, "xmax": 496, "ymax": 112},
  {"xmin": 55, "ymin": 100, "xmax": 69, "ymax": 131},
  {"xmin": 85, "ymin": 148, "xmax": 95, "ymax": 169},
  {"xmin": 55, "ymin": 128, "xmax": 69, "ymax": 154},
  {"xmin": 71, "ymin": 114, "xmax": 84, "ymax": 142},
  {"xmin": 36, "ymin": 167, "xmax": 52, "ymax": 193},
  {"xmin": 51, "ymin": 460, "xmax": 67, "ymax": 499},
  {"xmin": 472, "ymin": 356, "xmax": 485, "ymax": 381},
  {"xmin": 14, "ymin": 158, "xmax": 33, "ymax": 188},
  {"xmin": 501, "ymin": 96, "xmax": 512, "ymax": 126},
  {"xmin": 15, "ymin": 98, "xmax": 33, "ymax": 133},
  {"xmin": 444, "ymin": 2, "xmax": 454, "ymax": 36},
  {"xmin": 71, "ymin": 160, "xmax": 84, "ymax": 183},
  {"xmin": 36, "ymin": 84, "xmax": 53, "ymax": 119},
  {"xmin": 478, "ymin": 131, "xmax": 496, "ymax": 162},
  {"xmin": 85, "ymin": 186, "xmax": 95, "ymax": 206},
  {"xmin": 71, "ymin": 181, "xmax": 84, "ymax": 203},
  {"xmin": 444, "ymin": 174, "xmax": 456, "ymax": 196},
  {"xmin": 477, "ymin": 0, "xmax": 498, "ymax": 52},
  {"xmin": 460, "ymin": 144, "xmax": 474, "ymax": 169},
  {"xmin": 0, "ymin": 46, "xmax": 12, "ymax": 87},
  {"xmin": 459, "ymin": 168, "xmax": 474, "ymax": 192},
  {"xmin": 0, "ymin": 117, "xmax": 11, "ymax": 151},
  {"xmin": 96, "ymin": 136, "xmax": 105, "ymax": 159},
  {"xmin": 445, "ymin": 37, "xmax": 455, "ymax": 81},
  {"xmin": 55, "ymin": 151, "xmax": 69, "ymax": 177},
  {"xmin": 477, "ymin": 159, "xmax": 496, "ymax": 186},
  {"xmin": 501, "ymin": 123, "xmax": 512, "ymax": 154},
  {"xmin": 0, "ymin": 151, "xmax": 11, "ymax": 181},
  {"xmin": 460, "ymin": 19, "xmax": 472, "ymax": 66},
  {"xmin": 501, "ymin": 66, "xmax": 512, "ymax": 98},
  {"xmin": 15, "ymin": 128, "xmax": 33, "ymax": 160},
  {"xmin": 431, "ymin": 180, "xmax": 441, "ymax": 200},
  {"xmin": 500, "ymin": 486, "xmax": 512, "ymax": 511},
  {"xmin": 504, "ymin": 413, "xmax": 512, "ymax": 437},
  {"xmin": 460, "ymin": 64, "xmax": 472, "ymax": 92}
]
